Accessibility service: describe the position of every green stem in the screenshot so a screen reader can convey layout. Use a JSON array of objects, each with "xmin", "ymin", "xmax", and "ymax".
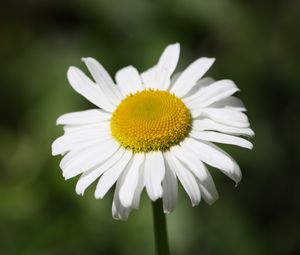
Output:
[{"xmin": 152, "ymin": 199, "xmax": 170, "ymax": 255}]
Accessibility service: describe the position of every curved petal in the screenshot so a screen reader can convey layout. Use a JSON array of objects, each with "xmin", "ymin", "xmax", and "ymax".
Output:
[
  {"xmin": 184, "ymin": 79, "xmax": 239, "ymax": 109},
  {"xmin": 143, "ymin": 43, "xmax": 180, "ymax": 90},
  {"xmin": 181, "ymin": 77, "xmax": 215, "ymax": 98},
  {"xmin": 119, "ymin": 153, "xmax": 145, "ymax": 208},
  {"xmin": 67, "ymin": 67, "xmax": 116, "ymax": 112},
  {"xmin": 171, "ymin": 57, "xmax": 215, "ymax": 97},
  {"xmin": 141, "ymin": 65, "xmax": 157, "ymax": 86},
  {"xmin": 94, "ymin": 150, "xmax": 133, "ymax": 199},
  {"xmin": 62, "ymin": 122, "xmax": 110, "ymax": 135},
  {"xmin": 192, "ymin": 119, "xmax": 254, "ymax": 137},
  {"xmin": 52, "ymin": 129, "xmax": 111, "ymax": 156},
  {"xmin": 192, "ymin": 108, "xmax": 250, "ymax": 128},
  {"xmin": 209, "ymin": 96, "xmax": 246, "ymax": 112},
  {"xmin": 75, "ymin": 147, "xmax": 126, "ymax": 195},
  {"xmin": 198, "ymin": 164, "xmax": 219, "ymax": 205},
  {"xmin": 60, "ymin": 139, "xmax": 120, "ymax": 179},
  {"xmin": 131, "ymin": 161, "xmax": 145, "ymax": 209},
  {"xmin": 162, "ymin": 153, "xmax": 178, "ymax": 213},
  {"xmin": 171, "ymin": 145, "xmax": 219, "ymax": 205},
  {"xmin": 168, "ymin": 71, "xmax": 182, "ymax": 89},
  {"xmin": 171, "ymin": 145, "xmax": 205, "ymax": 180},
  {"xmin": 112, "ymin": 170, "xmax": 133, "ymax": 221},
  {"xmin": 56, "ymin": 109, "xmax": 111, "ymax": 125},
  {"xmin": 144, "ymin": 151, "xmax": 165, "ymax": 201},
  {"xmin": 115, "ymin": 65, "xmax": 144, "ymax": 96},
  {"xmin": 165, "ymin": 151, "xmax": 201, "ymax": 206},
  {"xmin": 190, "ymin": 130, "xmax": 253, "ymax": 149},
  {"xmin": 182, "ymin": 138, "xmax": 242, "ymax": 184},
  {"xmin": 81, "ymin": 57, "xmax": 123, "ymax": 105}
]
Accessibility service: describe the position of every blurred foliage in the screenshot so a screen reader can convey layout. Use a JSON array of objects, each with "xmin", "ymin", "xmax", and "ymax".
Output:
[{"xmin": 1, "ymin": 0, "xmax": 300, "ymax": 254}]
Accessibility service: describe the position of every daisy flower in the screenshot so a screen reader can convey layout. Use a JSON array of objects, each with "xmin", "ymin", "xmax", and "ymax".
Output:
[{"xmin": 52, "ymin": 43, "xmax": 254, "ymax": 220}]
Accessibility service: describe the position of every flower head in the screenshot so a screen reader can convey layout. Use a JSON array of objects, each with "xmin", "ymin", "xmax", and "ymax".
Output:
[{"xmin": 52, "ymin": 43, "xmax": 254, "ymax": 220}]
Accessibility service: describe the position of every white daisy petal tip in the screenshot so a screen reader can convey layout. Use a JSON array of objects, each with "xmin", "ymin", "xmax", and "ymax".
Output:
[
  {"xmin": 67, "ymin": 66, "xmax": 82, "ymax": 83},
  {"xmin": 170, "ymin": 56, "xmax": 216, "ymax": 97},
  {"xmin": 94, "ymin": 192, "xmax": 104, "ymax": 200},
  {"xmin": 67, "ymin": 65, "xmax": 76, "ymax": 73},
  {"xmin": 144, "ymin": 42, "xmax": 180, "ymax": 90},
  {"xmin": 234, "ymin": 173, "xmax": 242, "ymax": 186},
  {"xmin": 249, "ymin": 129, "xmax": 255, "ymax": 137},
  {"xmin": 191, "ymin": 202, "xmax": 199, "ymax": 207},
  {"xmin": 248, "ymin": 142, "xmax": 254, "ymax": 150},
  {"xmin": 234, "ymin": 174, "xmax": 242, "ymax": 187},
  {"xmin": 206, "ymin": 194, "xmax": 219, "ymax": 205},
  {"xmin": 81, "ymin": 57, "xmax": 94, "ymax": 63},
  {"xmin": 56, "ymin": 116, "xmax": 63, "ymax": 126},
  {"xmin": 173, "ymin": 42, "xmax": 180, "ymax": 53},
  {"xmin": 63, "ymin": 173, "xmax": 72, "ymax": 181},
  {"xmin": 160, "ymin": 42, "xmax": 180, "ymax": 57},
  {"xmin": 144, "ymin": 152, "xmax": 165, "ymax": 201},
  {"xmin": 94, "ymin": 184, "xmax": 110, "ymax": 200},
  {"xmin": 51, "ymin": 141, "xmax": 57, "ymax": 156},
  {"xmin": 118, "ymin": 153, "xmax": 145, "ymax": 208},
  {"xmin": 119, "ymin": 198, "xmax": 131, "ymax": 208},
  {"xmin": 204, "ymin": 57, "xmax": 216, "ymax": 64},
  {"xmin": 62, "ymin": 168, "xmax": 79, "ymax": 180},
  {"xmin": 163, "ymin": 207, "xmax": 175, "ymax": 214},
  {"xmin": 75, "ymin": 184, "xmax": 85, "ymax": 196},
  {"xmin": 167, "ymin": 42, "xmax": 180, "ymax": 51},
  {"xmin": 147, "ymin": 186, "xmax": 163, "ymax": 202},
  {"xmin": 66, "ymin": 67, "xmax": 76, "ymax": 84}
]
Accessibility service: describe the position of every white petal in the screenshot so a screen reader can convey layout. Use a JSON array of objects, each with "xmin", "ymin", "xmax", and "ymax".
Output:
[
  {"xmin": 119, "ymin": 153, "xmax": 145, "ymax": 208},
  {"xmin": 75, "ymin": 147, "xmax": 126, "ymax": 195},
  {"xmin": 171, "ymin": 57, "xmax": 215, "ymax": 97},
  {"xmin": 94, "ymin": 150, "xmax": 133, "ymax": 199},
  {"xmin": 62, "ymin": 122, "xmax": 110, "ymax": 135},
  {"xmin": 112, "ymin": 199, "xmax": 132, "ymax": 221},
  {"xmin": 81, "ymin": 57, "xmax": 123, "ymax": 105},
  {"xmin": 60, "ymin": 139, "xmax": 119, "ymax": 179},
  {"xmin": 169, "ymin": 71, "xmax": 182, "ymax": 88},
  {"xmin": 197, "ymin": 164, "xmax": 219, "ymax": 205},
  {"xmin": 115, "ymin": 66, "xmax": 144, "ymax": 96},
  {"xmin": 56, "ymin": 109, "xmax": 111, "ymax": 125},
  {"xmin": 165, "ymin": 151, "xmax": 201, "ymax": 206},
  {"xmin": 144, "ymin": 43, "xmax": 180, "ymax": 90},
  {"xmin": 190, "ymin": 130, "xmax": 253, "ymax": 149},
  {"xmin": 112, "ymin": 170, "xmax": 132, "ymax": 221},
  {"xmin": 182, "ymin": 138, "xmax": 242, "ymax": 184},
  {"xmin": 67, "ymin": 66, "xmax": 115, "ymax": 112},
  {"xmin": 171, "ymin": 145, "xmax": 202, "ymax": 180},
  {"xmin": 131, "ymin": 162, "xmax": 145, "ymax": 209},
  {"xmin": 209, "ymin": 96, "xmax": 246, "ymax": 112},
  {"xmin": 192, "ymin": 119, "xmax": 254, "ymax": 137},
  {"xmin": 192, "ymin": 108, "xmax": 250, "ymax": 128},
  {"xmin": 182, "ymin": 77, "xmax": 215, "ymax": 98},
  {"xmin": 141, "ymin": 65, "xmax": 157, "ymax": 86},
  {"xmin": 52, "ymin": 129, "xmax": 110, "ymax": 156},
  {"xmin": 184, "ymin": 79, "xmax": 239, "ymax": 109},
  {"xmin": 144, "ymin": 151, "xmax": 165, "ymax": 201},
  {"xmin": 170, "ymin": 145, "xmax": 218, "ymax": 205},
  {"xmin": 162, "ymin": 154, "xmax": 178, "ymax": 213}
]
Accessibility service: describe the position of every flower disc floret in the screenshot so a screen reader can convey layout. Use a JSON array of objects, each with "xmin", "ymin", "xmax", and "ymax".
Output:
[{"xmin": 111, "ymin": 89, "xmax": 191, "ymax": 152}]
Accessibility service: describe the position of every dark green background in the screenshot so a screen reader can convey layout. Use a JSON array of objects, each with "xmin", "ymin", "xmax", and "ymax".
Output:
[{"xmin": 1, "ymin": 0, "xmax": 299, "ymax": 254}]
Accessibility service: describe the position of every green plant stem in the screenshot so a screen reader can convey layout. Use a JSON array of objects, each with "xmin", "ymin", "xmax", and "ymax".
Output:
[{"xmin": 152, "ymin": 199, "xmax": 170, "ymax": 255}]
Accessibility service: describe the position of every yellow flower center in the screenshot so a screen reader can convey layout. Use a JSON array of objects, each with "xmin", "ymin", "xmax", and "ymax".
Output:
[{"xmin": 110, "ymin": 89, "xmax": 191, "ymax": 152}]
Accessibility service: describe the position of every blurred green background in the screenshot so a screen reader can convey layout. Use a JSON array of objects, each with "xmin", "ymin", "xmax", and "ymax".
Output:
[{"xmin": 1, "ymin": 0, "xmax": 299, "ymax": 254}]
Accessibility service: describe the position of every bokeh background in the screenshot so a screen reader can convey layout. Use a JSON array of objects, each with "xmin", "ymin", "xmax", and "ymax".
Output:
[{"xmin": 1, "ymin": 0, "xmax": 300, "ymax": 254}]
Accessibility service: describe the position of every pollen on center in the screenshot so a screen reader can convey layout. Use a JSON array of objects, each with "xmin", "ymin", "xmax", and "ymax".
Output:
[{"xmin": 110, "ymin": 89, "xmax": 191, "ymax": 152}]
